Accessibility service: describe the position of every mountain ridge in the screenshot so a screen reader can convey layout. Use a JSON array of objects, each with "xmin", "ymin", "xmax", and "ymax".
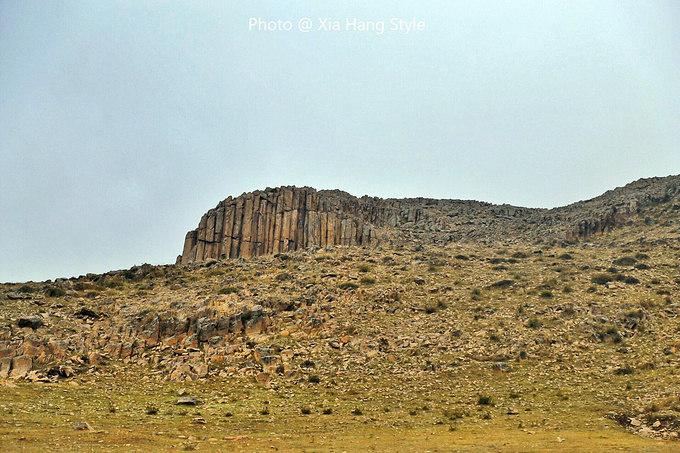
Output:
[{"xmin": 179, "ymin": 174, "xmax": 680, "ymax": 264}]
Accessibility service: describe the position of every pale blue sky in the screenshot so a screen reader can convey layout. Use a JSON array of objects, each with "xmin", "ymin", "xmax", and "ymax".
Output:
[{"xmin": 1, "ymin": 1, "xmax": 679, "ymax": 282}]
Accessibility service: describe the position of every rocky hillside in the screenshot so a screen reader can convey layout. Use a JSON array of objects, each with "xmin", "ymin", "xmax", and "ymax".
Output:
[
  {"xmin": 179, "ymin": 175, "xmax": 680, "ymax": 264},
  {"xmin": 2, "ymin": 175, "xmax": 680, "ymax": 451}
]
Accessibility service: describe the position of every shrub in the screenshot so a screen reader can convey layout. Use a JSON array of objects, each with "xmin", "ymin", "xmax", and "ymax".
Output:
[
  {"xmin": 634, "ymin": 263, "xmax": 650, "ymax": 270},
  {"xmin": 558, "ymin": 253, "xmax": 573, "ymax": 260},
  {"xmin": 424, "ymin": 304, "xmax": 438, "ymax": 314},
  {"xmin": 145, "ymin": 404, "xmax": 159, "ymax": 415},
  {"xmin": 338, "ymin": 282, "xmax": 359, "ymax": 291},
  {"xmin": 477, "ymin": 395, "xmax": 494, "ymax": 406},
  {"xmin": 539, "ymin": 290, "xmax": 553, "ymax": 298},
  {"xmin": 301, "ymin": 407, "xmax": 311, "ymax": 415},
  {"xmin": 351, "ymin": 408, "xmax": 363, "ymax": 416},
  {"xmin": 491, "ymin": 280, "xmax": 514, "ymax": 288},
  {"xmin": 597, "ymin": 324, "xmax": 622, "ymax": 343},
  {"xmin": 526, "ymin": 316, "xmax": 542, "ymax": 328},
  {"xmin": 357, "ymin": 263, "xmax": 371, "ymax": 273},
  {"xmin": 614, "ymin": 366, "xmax": 634, "ymax": 375},
  {"xmin": 443, "ymin": 408, "xmax": 466, "ymax": 420},
  {"xmin": 511, "ymin": 252, "xmax": 529, "ymax": 259},
  {"xmin": 45, "ymin": 286, "xmax": 66, "ymax": 297},
  {"xmin": 592, "ymin": 273, "xmax": 615, "ymax": 285},
  {"xmin": 613, "ymin": 257, "xmax": 637, "ymax": 266},
  {"xmin": 360, "ymin": 276, "xmax": 376, "ymax": 285},
  {"xmin": 454, "ymin": 254, "xmax": 469, "ymax": 260},
  {"xmin": 17, "ymin": 285, "xmax": 36, "ymax": 293},
  {"xmin": 308, "ymin": 375, "xmax": 320, "ymax": 384},
  {"xmin": 218, "ymin": 286, "xmax": 239, "ymax": 295},
  {"xmin": 623, "ymin": 276, "xmax": 640, "ymax": 284},
  {"xmin": 275, "ymin": 272, "xmax": 293, "ymax": 282},
  {"xmin": 322, "ymin": 408, "xmax": 333, "ymax": 415}
]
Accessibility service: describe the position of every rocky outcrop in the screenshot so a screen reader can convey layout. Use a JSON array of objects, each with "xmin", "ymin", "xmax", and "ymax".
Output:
[
  {"xmin": 179, "ymin": 187, "xmax": 380, "ymax": 264},
  {"xmin": 179, "ymin": 176, "xmax": 680, "ymax": 264}
]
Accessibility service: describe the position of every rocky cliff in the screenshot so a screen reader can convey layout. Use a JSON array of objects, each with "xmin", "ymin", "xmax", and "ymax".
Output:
[{"xmin": 179, "ymin": 175, "xmax": 680, "ymax": 264}]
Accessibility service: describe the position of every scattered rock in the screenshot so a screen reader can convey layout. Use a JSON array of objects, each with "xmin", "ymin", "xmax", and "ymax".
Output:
[
  {"xmin": 72, "ymin": 422, "xmax": 92, "ymax": 431},
  {"xmin": 75, "ymin": 307, "xmax": 100, "ymax": 319},
  {"xmin": 9, "ymin": 355, "xmax": 32, "ymax": 379},
  {"xmin": 18, "ymin": 316, "xmax": 43, "ymax": 330}
]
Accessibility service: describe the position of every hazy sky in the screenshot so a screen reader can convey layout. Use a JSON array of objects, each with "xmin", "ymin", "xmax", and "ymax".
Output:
[{"xmin": 1, "ymin": 1, "xmax": 679, "ymax": 283}]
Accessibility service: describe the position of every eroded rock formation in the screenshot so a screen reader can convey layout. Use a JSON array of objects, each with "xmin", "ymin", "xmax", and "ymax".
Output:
[{"xmin": 180, "ymin": 187, "xmax": 380, "ymax": 264}]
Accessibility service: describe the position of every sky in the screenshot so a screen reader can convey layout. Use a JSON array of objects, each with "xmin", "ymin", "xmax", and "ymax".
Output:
[{"xmin": 1, "ymin": 1, "xmax": 679, "ymax": 283}]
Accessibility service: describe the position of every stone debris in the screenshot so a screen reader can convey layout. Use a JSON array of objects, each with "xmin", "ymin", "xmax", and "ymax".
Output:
[{"xmin": 72, "ymin": 422, "xmax": 92, "ymax": 431}]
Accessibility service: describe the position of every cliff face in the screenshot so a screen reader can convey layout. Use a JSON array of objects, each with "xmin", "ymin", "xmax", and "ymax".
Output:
[
  {"xmin": 179, "ymin": 187, "xmax": 379, "ymax": 265},
  {"xmin": 179, "ymin": 176, "xmax": 680, "ymax": 264}
]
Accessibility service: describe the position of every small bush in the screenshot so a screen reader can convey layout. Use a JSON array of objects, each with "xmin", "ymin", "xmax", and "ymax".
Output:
[
  {"xmin": 360, "ymin": 276, "xmax": 376, "ymax": 285},
  {"xmin": 218, "ymin": 286, "xmax": 239, "ymax": 295},
  {"xmin": 338, "ymin": 282, "xmax": 359, "ymax": 291},
  {"xmin": 613, "ymin": 257, "xmax": 637, "ymax": 266},
  {"xmin": 322, "ymin": 408, "xmax": 333, "ymax": 415},
  {"xmin": 634, "ymin": 263, "xmax": 650, "ymax": 270},
  {"xmin": 491, "ymin": 280, "xmax": 514, "ymax": 288},
  {"xmin": 614, "ymin": 366, "xmax": 634, "ymax": 375},
  {"xmin": 351, "ymin": 408, "xmax": 363, "ymax": 416},
  {"xmin": 539, "ymin": 290, "xmax": 553, "ymax": 298},
  {"xmin": 308, "ymin": 375, "xmax": 320, "ymax": 384},
  {"xmin": 275, "ymin": 272, "xmax": 293, "ymax": 282},
  {"xmin": 623, "ymin": 276, "xmax": 640, "ymax": 284},
  {"xmin": 443, "ymin": 408, "xmax": 466, "ymax": 420},
  {"xmin": 300, "ymin": 359, "xmax": 315, "ymax": 368},
  {"xmin": 454, "ymin": 254, "xmax": 469, "ymax": 260},
  {"xmin": 145, "ymin": 404, "xmax": 159, "ymax": 415},
  {"xmin": 357, "ymin": 264, "xmax": 371, "ymax": 273},
  {"xmin": 301, "ymin": 407, "xmax": 311, "ymax": 415},
  {"xmin": 17, "ymin": 285, "xmax": 36, "ymax": 293},
  {"xmin": 526, "ymin": 316, "xmax": 542, "ymax": 328},
  {"xmin": 45, "ymin": 286, "xmax": 66, "ymax": 297},
  {"xmin": 558, "ymin": 253, "xmax": 573, "ymax": 260},
  {"xmin": 477, "ymin": 395, "xmax": 494, "ymax": 406},
  {"xmin": 592, "ymin": 273, "xmax": 614, "ymax": 285}
]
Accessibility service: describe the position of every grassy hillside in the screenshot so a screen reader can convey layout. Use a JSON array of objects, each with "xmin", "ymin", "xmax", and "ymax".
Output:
[{"xmin": 1, "ymin": 209, "xmax": 680, "ymax": 451}]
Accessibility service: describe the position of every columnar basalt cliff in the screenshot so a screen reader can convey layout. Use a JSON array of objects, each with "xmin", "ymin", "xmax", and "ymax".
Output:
[
  {"xmin": 179, "ymin": 187, "xmax": 381, "ymax": 265},
  {"xmin": 179, "ymin": 176, "xmax": 680, "ymax": 264}
]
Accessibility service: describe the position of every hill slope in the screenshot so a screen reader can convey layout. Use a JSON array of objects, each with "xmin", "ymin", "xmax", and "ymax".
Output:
[{"xmin": 1, "ymin": 176, "xmax": 680, "ymax": 451}]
